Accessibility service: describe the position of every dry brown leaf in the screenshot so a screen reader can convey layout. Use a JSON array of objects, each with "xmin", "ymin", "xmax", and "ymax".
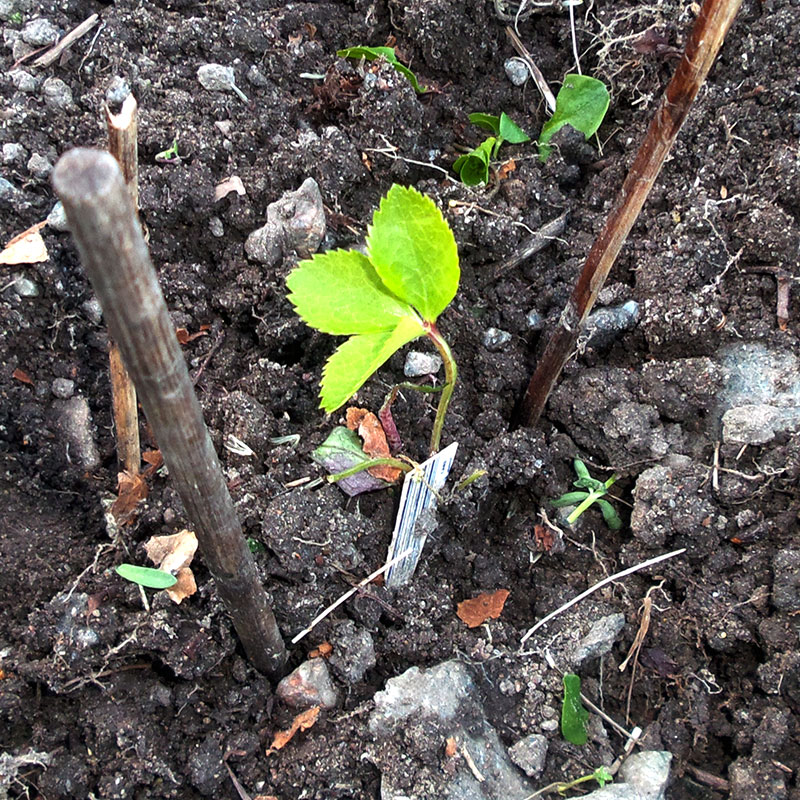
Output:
[
  {"xmin": 111, "ymin": 470, "xmax": 148, "ymax": 522},
  {"xmin": 141, "ymin": 449, "xmax": 163, "ymax": 477},
  {"xmin": 445, "ymin": 736, "xmax": 458, "ymax": 758},
  {"xmin": 12, "ymin": 367, "xmax": 33, "ymax": 385},
  {"xmin": 214, "ymin": 175, "xmax": 246, "ymax": 202},
  {"xmin": 165, "ymin": 566, "xmax": 197, "ymax": 604},
  {"xmin": 345, "ymin": 407, "xmax": 401, "ymax": 483},
  {"xmin": 456, "ymin": 589, "xmax": 510, "ymax": 628},
  {"xmin": 266, "ymin": 706, "xmax": 321, "ymax": 755},
  {"xmin": 176, "ymin": 327, "xmax": 209, "ymax": 345},
  {"xmin": 497, "ymin": 158, "xmax": 517, "ymax": 180},
  {"xmin": 309, "ymin": 641, "xmax": 332, "ymax": 659},
  {"xmin": 0, "ymin": 222, "xmax": 48, "ymax": 265},
  {"xmin": 145, "ymin": 529, "xmax": 198, "ymax": 573}
]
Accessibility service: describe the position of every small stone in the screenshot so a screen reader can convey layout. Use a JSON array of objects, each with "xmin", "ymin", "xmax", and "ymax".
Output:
[
  {"xmin": 11, "ymin": 39, "xmax": 35, "ymax": 63},
  {"xmin": 81, "ymin": 298, "xmax": 103, "ymax": 324},
  {"xmin": 0, "ymin": 0, "xmax": 16, "ymax": 21},
  {"xmin": 42, "ymin": 77, "xmax": 74, "ymax": 112},
  {"xmin": 619, "ymin": 751, "xmax": 672, "ymax": 800},
  {"xmin": 246, "ymin": 64, "xmax": 270, "ymax": 86},
  {"xmin": 504, "ymin": 57, "xmax": 529, "ymax": 86},
  {"xmin": 540, "ymin": 719, "xmax": 559, "ymax": 732},
  {"xmin": 3, "ymin": 143, "xmax": 26, "ymax": 164},
  {"xmin": 573, "ymin": 613, "xmax": 626, "ymax": 665},
  {"xmin": 14, "ymin": 276, "xmax": 40, "ymax": 297},
  {"xmin": 328, "ymin": 620, "xmax": 375, "ymax": 684},
  {"xmin": 482, "ymin": 327, "xmax": 512, "ymax": 351},
  {"xmin": 208, "ymin": 216, "xmax": 224, "ymax": 237},
  {"xmin": 276, "ymin": 659, "xmax": 339, "ymax": 710},
  {"xmin": 508, "ymin": 734, "xmax": 548, "ymax": 778},
  {"xmin": 21, "ymin": 18, "xmax": 59, "ymax": 46},
  {"xmin": 525, "ymin": 310, "xmax": 545, "ymax": 330},
  {"xmin": 197, "ymin": 63, "xmax": 248, "ymax": 101},
  {"xmin": 104, "ymin": 76, "xmax": 131, "ymax": 109},
  {"xmin": 51, "ymin": 378, "xmax": 75, "ymax": 399},
  {"xmin": 47, "ymin": 201, "xmax": 69, "ymax": 231},
  {"xmin": 8, "ymin": 68, "xmax": 39, "ymax": 93},
  {"xmin": 51, "ymin": 395, "xmax": 100, "ymax": 470},
  {"xmin": 27, "ymin": 152, "xmax": 53, "ymax": 179},
  {"xmin": 404, "ymin": 351, "xmax": 443, "ymax": 377},
  {"xmin": 0, "ymin": 177, "xmax": 19, "ymax": 204},
  {"xmin": 582, "ymin": 300, "xmax": 640, "ymax": 349}
]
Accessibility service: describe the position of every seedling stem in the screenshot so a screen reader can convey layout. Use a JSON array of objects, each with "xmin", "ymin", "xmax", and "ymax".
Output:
[{"xmin": 424, "ymin": 321, "xmax": 457, "ymax": 455}]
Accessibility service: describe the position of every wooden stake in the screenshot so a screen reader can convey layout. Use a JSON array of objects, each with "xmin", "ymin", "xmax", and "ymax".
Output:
[
  {"xmin": 518, "ymin": 0, "xmax": 743, "ymax": 427},
  {"xmin": 105, "ymin": 92, "xmax": 141, "ymax": 476},
  {"xmin": 53, "ymin": 149, "xmax": 287, "ymax": 678}
]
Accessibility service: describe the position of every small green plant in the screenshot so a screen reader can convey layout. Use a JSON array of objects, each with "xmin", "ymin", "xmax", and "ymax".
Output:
[
  {"xmin": 527, "ymin": 765, "xmax": 613, "ymax": 798},
  {"xmin": 550, "ymin": 459, "xmax": 622, "ymax": 530},
  {"xmin": 561, "ymin": 673, "xmax": 589, "ymax": 745},
  {"xmin": 115, "ymin": 563, "xmax": 177, "ymax": 590},
  {"xmin": 155, "ymin": 138, "xmax": 182, "ymax": 164},
  {"xmin": 287, "ymin": 184, "xmax": 459, "ymax": 454},
  {"xmin": 538, "ymin": 74, "xmax": 610, "ymax": 162},
  {"xmin": 454, "ymin": 111, "xmax": 530, "ymax": 186},
  {"xmin": 9, "ymin": 10, "xmax": 23, "ymax": 24},
  {"xmin": 337, "ymin": 46, "xmax": 426, "ymax": 93}
]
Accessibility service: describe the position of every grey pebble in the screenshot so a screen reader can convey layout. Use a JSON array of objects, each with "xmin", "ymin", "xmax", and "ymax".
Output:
[
  {"xmin": 104, "ymin": 76, "xmax": 131, "ymax": 108},
  {"xmin": 197, "ymin": 63, "xmax": 248, "ymax": 101},
  {"xmin": 81, "ymin": 298, "xmax": 103, "ymax": 324},
  {"xmin": 11, "ymin": 38, "xmax": 35, "ymax": 62},
  {"xmin": 328, "ymin": 620, "xmax": 375, "ymax": 684},
  {"xmin": 246, "ymin": 64, "xmax": 270, "ymax": 87},
  {"xmin": 208, "ymin": 216, "xmax": 224, "ymax": 237},
  {"xmin": 508, "ymin": 734, "xmax": 548, "ymax": 778},
  {"xmin": 482, "ymin": 327, "xmax": 512, "ymax": 351},
  {"xmin": 404, "ymin": 350, "xmax": 443, "ymax": 377},
  {"xmin": 540, "ymin": 719, "xmax": 559, "ymax": 732},
  {"xmin": 42, "ymin": 76, "xmax": 74, "ymax": 112},
  {"xmin": 3, "ymin": 143, "xmax": 26, "ymax": 164},
  {"xmin": 504, "ymin": 57, "xmax": 529, "ymax": 86},
  {"xmin": 8, "ymin": 68, "xmax": 40, "ymax": 93},
  {"xmin": 51, "ymin": 378, "xmax": 75, "ymax": 399},
  {"xmin": 47, "ymin": 201, "xmax": 69, "ymax": 231},
  {"xmin": 14, "ymin": 276, "xmax": 40, "ymax": 297},
  {"xmin": 573, "ymin": 612, "xmax": 626, "ymax": 665},
  {"xmin": 276, "ymin": 658, "xmax": 339, "ymax": 710},
  {"xmin": 525, "ymin": 309, "xmax": 545, "ymax": 330},
  {"xmin": 51, "ymin": 395, "xmax": 100, "ymax": 470},
  {"xmin": 21, "ymin": 18, "xmax": 59, "ymax": 46},
  {"xmin": 0, "ymin": 0, "xmax": 16, "ymax": 22},
  {"xmin": 27, "ymin": 152, "xmax": 52, "ymax": 179},
  {"xmin": 0, "ymin": 177, "xmax": 19, "ymax": 203},
  {"xmin": 582, "ymin": 300, "xmax": 640, "ymax": 349}
]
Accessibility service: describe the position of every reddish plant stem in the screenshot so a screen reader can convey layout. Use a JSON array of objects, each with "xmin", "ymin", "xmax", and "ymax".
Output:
[{"xmin": 518, "ymin": 0, "xmax": 743, "ymax": 427}]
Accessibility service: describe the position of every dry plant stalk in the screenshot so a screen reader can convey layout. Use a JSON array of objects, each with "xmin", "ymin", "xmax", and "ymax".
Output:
[
  {"xmin": 53, "ymin": 149, "xmax": 287, "ymax": 677},
  {"xmin": 519, "ymin": 0, "xmax": 743, "ymax": 427},
  {"xmin": 105, "ymin": 92, "xmax": 141, "ymax": 475}
]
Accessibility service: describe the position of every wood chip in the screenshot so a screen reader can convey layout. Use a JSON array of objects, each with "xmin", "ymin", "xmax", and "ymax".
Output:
[{"xmin": 0, "ymin": 222, "xmax": 48, "ymax": 265}]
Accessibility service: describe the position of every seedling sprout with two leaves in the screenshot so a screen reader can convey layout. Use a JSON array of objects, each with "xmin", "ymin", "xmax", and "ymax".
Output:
[
  {"xmin": 337, "ymin": 46, "xmax": 426, "ymax": 93},
  {"xmin": 454, "ymin": 111, "xmax": 530, "ymax": 186},
  {"xmin": 550, "ymin": 459, "xmax": 622, "ymax": 530},
  {"xmin": 287, "ymin": 184, "xmax": 459, "ymax": 461}
]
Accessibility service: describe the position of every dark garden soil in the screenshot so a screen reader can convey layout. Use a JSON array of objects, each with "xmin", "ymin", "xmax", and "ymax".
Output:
[{"xmin": 1, "ymin": 0, "xmax": 799, "ymax": 797}]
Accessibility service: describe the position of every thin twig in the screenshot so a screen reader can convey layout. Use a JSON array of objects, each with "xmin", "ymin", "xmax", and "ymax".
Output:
[
  {"xmin": 518, "ymin": 0, "xmax": 743, "ymax": 426},
  {"xmin": 519, "ymin": 548, "xmax": 686, "ymax": 646},
  {"xmin": 32, "ymin": 13, "xmax": 99, "ymax": 67}
]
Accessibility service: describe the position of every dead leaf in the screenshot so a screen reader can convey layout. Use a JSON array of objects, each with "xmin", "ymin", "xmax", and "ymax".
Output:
[
  {"xmin": 345, "ymin": 407, "xmax": 401, "ymax": 483},
  {"xmin": 141, "ymin": 449, "xmax": 163, "ymax": 477},
  {"xmin": 533, "ymin": 524, "xmax": 555, "ymax": 553},
  {"xmin": 456, "ymin": 589, "xmax": 510, "ymax": 628},
  {"xmin": 309, "ymin": 641, "xmax": 332, "ymax": 659},
  {"xmin": 145, "ymin": 529, "xmax": 198, "ymax": 573},
  {"xmin": 111, "ymin": 470, "xmax": 148, "ymax": 523},
  {"xmin": 0, "ymin": 222, "xmax": 48, "ymax": 265},
  {"xmin": 266, "ymin": 706, "xmax": 321, "ymax": 755},
  {"xmin": 214, "ymin": 175, "xmax": 246, "ymax": 202},
  {"xmin": 176, "ymin": 327, "xmax": 209, "ymax": 345},
  {"xmin": 497, "ymin": 158, "xmax": 517, "ymax": 180},
  {"xmin": 445, "ymin": 736, "xmax": 458, "ymax": 758},
  {"xmin": 165, "ymin": 566, "xmax": 197, "ymax": 604},
  {"xmin": 12, "ymin": 368, "xmax": 33, "ymax": 385}
]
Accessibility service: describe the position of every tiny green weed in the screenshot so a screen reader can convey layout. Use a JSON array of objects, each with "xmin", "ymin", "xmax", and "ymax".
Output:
[
  {"xmin": 454, "ymin": 111, "xmax": 530, "ymax": 186},
  {"xmin": 337, "ymin": 46, "xmax": 426, "ymax": 93},
  {"xmin": 550, "ymin": 459, "xmax": 622, "ymax": 530}
]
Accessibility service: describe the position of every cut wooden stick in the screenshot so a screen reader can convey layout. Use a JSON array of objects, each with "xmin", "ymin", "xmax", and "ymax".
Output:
[
  {"xmin": 518, "ymin": 0, "xmax": 743, "ymax": 427},
  {"xmin": 105, "ymin": 91, "xmax": 141, "ymax": 476},
  {"xmin": 53, "ymin": 149, "xmax": 287, "ymax": 678}
]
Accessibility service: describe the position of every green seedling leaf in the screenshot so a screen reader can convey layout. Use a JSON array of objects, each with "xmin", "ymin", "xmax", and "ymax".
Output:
[
  {"xmin": 550, "ymin": 490, "xmax": 589, "ymax": 508},
  {"xmin": 453, "ymin": 137, "xmax": 494, "ymax": 186},
  {"xmin": 337, "ymin": 45, "xmax": 426, "ymax": 93},
  {"xmin": 574, "ymin": 475, "xmax": 606, "ymax": 492},
  {"xmin": 539, "ymin": 74, "xmax": 610, "ymax": 161},
  {"xmin": 321, "ymin": 316, "xmax": 424, "ymax": 411},
  {"xmin": 116, "ymin": 563, "xmax": 177, "ymax": 590},
  {"xmin": 498, "ymin": 112, "xmax": 530, "ymax": 144},
  {"xmin": 287, "ymin": 249, "xmax": 416, "ymax": 335},
  {"xmin": 468, "ymin": 112, "xmax": 501, "ymax": 133},
  {"xmin": 597, "ymin": 498, "xmax": 623, "ymax": 530},
  {"xmin": 561, "ymin": 673, "xmax": 589, "ymax": 745},
  {"xmin": 155, "ymin": 138, "xmax": 181, "ymax": 164},
  {"xmin": 368, "ymin": 184, "xmax": 460, "ymax": 322},
  {"xmin": 594, "ymin": 766, "xmax": 613, "ymax": 788},
  {"xmin": 573, "ymin": 459, "xmax": 591, "ymax": 480},
  {"xmin": 311, "ymin": 426, "xmax": 387, "ymax": 496}
]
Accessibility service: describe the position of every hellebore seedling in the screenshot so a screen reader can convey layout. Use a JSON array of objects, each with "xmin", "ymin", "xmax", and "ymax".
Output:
[
  {"xmin": 155, "ymin": 138, "xmax": 182, "ymax": 164},
  {"xmin": 550, "ymin": 459, "xmax": 622, "ymax": 530},
  {"xmin": 115, "ymin": 563, "xmax": 177, "ymax": 590},
  {"xmin": 561, "ymin": 672, "xmax": 590, "ymax": 746},
  {"xmin": 337, "ymin": 46, "xmax": 426, "ymax": 93},
  {"xmin": 287, "ymin": 184, "xmax": 459, "ymax": 455},
  {"xmin": 454, "ymin": 111, "xmax": 530, "ymax": 186},
  {"xmin": 538, "ymin": 74, "xmax": 610, "ymax": 162}
]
